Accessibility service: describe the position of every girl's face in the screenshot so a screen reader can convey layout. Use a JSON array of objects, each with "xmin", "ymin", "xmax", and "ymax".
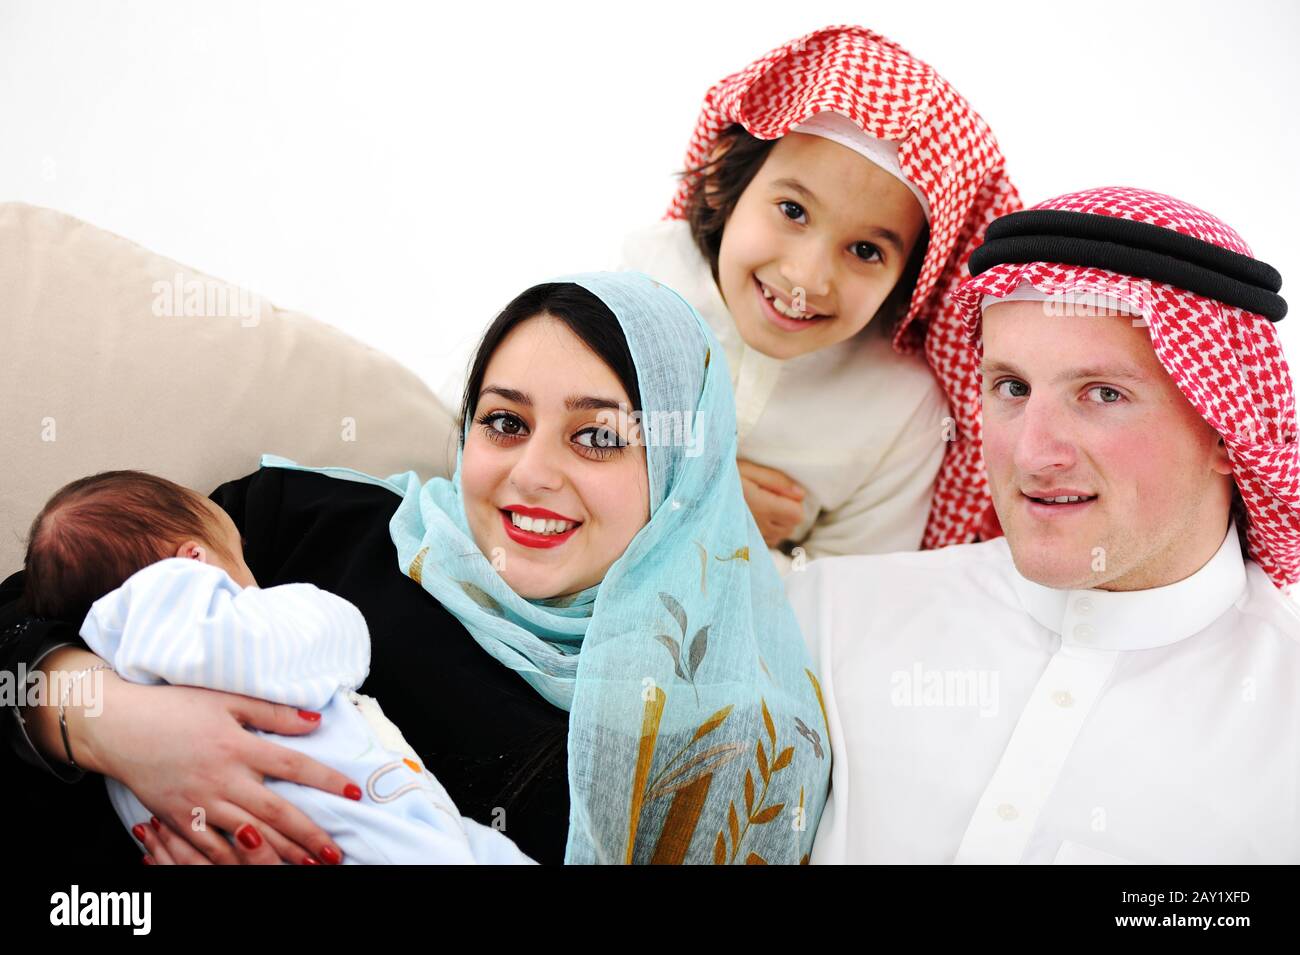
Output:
[
  {"xmin": 461, "ymin": 315, "xmax": 651, "ymax": 599},
  {"xmin": 716, "ymin": 132, "xmax": 927, "ymax": 360}
]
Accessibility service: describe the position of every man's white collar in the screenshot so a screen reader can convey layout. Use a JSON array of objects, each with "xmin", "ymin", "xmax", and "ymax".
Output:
[{"xmin": 1008, "ymin": 523, "xmax": 1247, "ymax": 651}]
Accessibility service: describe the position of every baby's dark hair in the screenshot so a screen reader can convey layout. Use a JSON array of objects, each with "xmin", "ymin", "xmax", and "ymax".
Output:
[
  {"xmin": 680, "ymin": 123, "xmax": 930, "ymax": 335},
  {"xmin": 21, "ymin": 470, "xmax": 232, "ymax": 622}
]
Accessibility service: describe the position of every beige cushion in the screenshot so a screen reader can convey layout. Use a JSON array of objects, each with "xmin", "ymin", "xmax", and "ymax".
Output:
[{"xmin": 0, "ymin": 202, "xmax": 457, "ymax": 575}]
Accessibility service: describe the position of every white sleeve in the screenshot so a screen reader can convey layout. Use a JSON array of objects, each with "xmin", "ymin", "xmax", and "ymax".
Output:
[
  {"xmin": 611, "ymin": 226, "xmax": 643, "ymax": 272},
  {"xmin": 612, "ymin": 221, "xmax": 676, "ymax": 275},
  {"xmin": 79, "ymin": 558, "xmax": 370, "ymax": 710},
  {"xmin": 790, "ymin": 384, "xmax": 949, "ymax": 563}
]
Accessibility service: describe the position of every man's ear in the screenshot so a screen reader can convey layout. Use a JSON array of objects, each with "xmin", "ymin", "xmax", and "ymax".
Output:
[{"xmin": 1211, "ymin": 436, "xmax": 1235, "ymax": 476}]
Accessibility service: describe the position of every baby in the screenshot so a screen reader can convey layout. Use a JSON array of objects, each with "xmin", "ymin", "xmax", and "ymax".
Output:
[{"xmin": 21, "ymin": 469, "xmax": 534, "ymax": 865}]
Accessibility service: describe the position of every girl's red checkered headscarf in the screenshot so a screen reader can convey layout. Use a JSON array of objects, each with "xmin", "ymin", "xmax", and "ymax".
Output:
[
  {"xmin": 666, "ymin": 24, "xmax": 1021, "ymax": 549},
  {"xmin": 953, "ymin": 186, "xmax": 1299, "ymax": 589}
]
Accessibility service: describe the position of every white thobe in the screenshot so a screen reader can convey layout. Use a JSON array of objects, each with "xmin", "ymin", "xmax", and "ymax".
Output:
[{"xmin": 786, "ymin": 525, "xmax": 1300, "ymax": 863}]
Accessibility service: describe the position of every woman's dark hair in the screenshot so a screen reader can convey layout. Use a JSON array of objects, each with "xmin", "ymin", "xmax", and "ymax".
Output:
[
  {"xmin": 459, "ymin": 283, "xmax": 641, "ymax": 440},
  {"xmin": 458, "ymin": 283, "xmax": 640, "ymax": 813},
  {"xmin": 680, "ymin": 122, "xmax": 931, "ymax": 337}
]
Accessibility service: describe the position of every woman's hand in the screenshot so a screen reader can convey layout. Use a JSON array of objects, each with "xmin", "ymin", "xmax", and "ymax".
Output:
[
  {"xmin": 738, "ymin": 459, "xmax": 806, "ymax": 548},
  {"xmin": 135, "ymin": 813, "xmax": 290, "ymax": 865},
  {"xmin": 47, "ymin": 649, "xmax": 359, "ymax": 865}
]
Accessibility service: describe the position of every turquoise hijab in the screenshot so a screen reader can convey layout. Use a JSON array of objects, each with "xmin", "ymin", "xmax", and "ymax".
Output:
[{"xmin": 262, "ymin": 271, "xmax": 830, "ymax": 864}]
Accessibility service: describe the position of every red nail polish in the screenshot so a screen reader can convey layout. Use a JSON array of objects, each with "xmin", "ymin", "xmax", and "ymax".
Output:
[
  {"xmin": 344, "ymin": 784, "xmax": 362, "ymax": 801},
  {"xmin": 298, "ymin": 709, "xmax": 321, "ymax": 722},
  {"xmin": 235, "ymin": 823, "xmax": 263, "ymax": 850},
  {"xmin": 132, "ymin": 824, "xmax": 147, "ymax": 841},
  {"xmin": 150, "ymin": 816, "xmax": 161, "ymax": 832},
  {"xmin": 302, "ymin": 855, "xmax": 321, "ymax": 865},
  {"xmin": 142, "ymin": 855, "xmax": 155, "ymax": 865},
  {"xmin": 318, "ymin": 844, "xmax": 341, "ymax": 865}
]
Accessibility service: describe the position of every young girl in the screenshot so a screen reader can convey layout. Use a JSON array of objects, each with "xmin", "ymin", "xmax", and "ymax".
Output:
[{"xmin": 619, "ymin": 25, "xmax": 1021, "ymax": 571}]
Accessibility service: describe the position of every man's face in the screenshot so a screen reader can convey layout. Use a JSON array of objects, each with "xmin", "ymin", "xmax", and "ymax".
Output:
[{"xmin": 980, "ymin": 300, "xmax": 1235, "ymax": 591}]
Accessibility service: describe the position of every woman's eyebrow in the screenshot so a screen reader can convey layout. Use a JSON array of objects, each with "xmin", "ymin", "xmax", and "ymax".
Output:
[
  {"xmin": 479, "ymin": 386, "xmax": 530, "ymax": 405},
  {"xmin": 565, "ymin": 395, "xmax": 623, "ymax": 412},
  {"xmin": 769, "ymin": 176, "xmax": 904, "ymax": 256},
  {"xmin": 478, "ymin": 386, "xmax": 622, "ymax": 412}
]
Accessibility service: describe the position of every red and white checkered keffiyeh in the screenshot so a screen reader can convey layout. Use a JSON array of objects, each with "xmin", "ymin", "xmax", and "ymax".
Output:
[
  {"xmin": 952, "ymin": 186, "xmax": 1300, "ymax": 589},
  {"xmin": 665, "ymin": 24, "xmax": 1021, "ymax": 549}
]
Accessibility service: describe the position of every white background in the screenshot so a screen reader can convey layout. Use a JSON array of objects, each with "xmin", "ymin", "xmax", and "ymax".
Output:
[{"xmin": 3, "ymin": 0, "xmax": 1297, "ymax": 409}]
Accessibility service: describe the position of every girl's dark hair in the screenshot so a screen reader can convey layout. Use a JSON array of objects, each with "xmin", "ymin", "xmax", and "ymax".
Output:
[
  {"xmin": 680, "ymin": 122, "xmax": 931, "ymax": 337},
  {"xmin": 21, "ymin": 470, "xmax": 233, "ymax": 622},
  {"xmin": 682, "ymin": 124, "xmax": 777, "ymax": 285},
  {"xmin": 459, "ymin": 283, "xmax": 641, "ymax": 439}
]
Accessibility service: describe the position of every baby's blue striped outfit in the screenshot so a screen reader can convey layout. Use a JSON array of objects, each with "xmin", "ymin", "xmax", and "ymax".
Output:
[{"xmin": 79, "ymin": 557, "xmax": 535, "ymax": 864}]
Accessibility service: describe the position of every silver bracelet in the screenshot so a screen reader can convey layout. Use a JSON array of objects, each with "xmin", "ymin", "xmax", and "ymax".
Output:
[{"xmin": 57, "ymin": 664, "xmax": 114, "ymax": 771}]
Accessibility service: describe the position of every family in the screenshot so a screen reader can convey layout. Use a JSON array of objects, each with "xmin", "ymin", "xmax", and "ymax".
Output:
[{"xmin": 2, "ymin": 25, "xmax": 1296, "ymax": 865}]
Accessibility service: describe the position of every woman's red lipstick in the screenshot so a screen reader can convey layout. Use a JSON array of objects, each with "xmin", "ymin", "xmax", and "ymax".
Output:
[{"xmin": 500, "ymin": 506, "xmax": 582, "ymax": 549}]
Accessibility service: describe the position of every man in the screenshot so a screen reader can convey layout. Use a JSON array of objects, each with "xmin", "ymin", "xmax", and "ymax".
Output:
[{"xmin": 788, "ymin": 186, "xmax": 1299, "ymax": 864}]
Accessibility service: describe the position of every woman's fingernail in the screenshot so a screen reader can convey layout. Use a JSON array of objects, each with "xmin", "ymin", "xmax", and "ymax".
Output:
[
  {"xmin": 302, "ymin": 855, "xmax": 321, "ymax": 865},
  {"xmin": 132, "ymin": 824, "xmax": 147, "ymax": 841},
  {"xmin": 150, "ymin": 816, "xmax": 161, "ymax": 832},
  {"xmin": 142, "ymin": 855, "xmax": 155, "ymax": 865},
  {"xmin": 298, "ymin": 709, "xmax": 321, "ymax": 722},
  {"xmin": 344, "ymin": 784, "xmax": 362, "ymax": 801},
  {"xmin": 319, "ymin": 844, "xmax": 342, "ymax": 865},
  {"xmin": 235, "ymin": 823, "xmax": 263, "ymax": 850}
]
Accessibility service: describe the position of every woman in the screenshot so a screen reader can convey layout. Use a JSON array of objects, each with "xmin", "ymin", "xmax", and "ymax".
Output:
[{"xmin": 1, "ymin": 272, "xmax": 830, "ymax": 864}]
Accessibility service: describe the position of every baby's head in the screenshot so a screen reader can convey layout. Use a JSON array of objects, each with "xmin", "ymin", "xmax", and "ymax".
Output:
[
  {"xmin": 22, "ymin": 470, "xmax": 256, "ymax": 622},
  {"xmin": 682, "ymin": 116, "xmax": 929, "ymax": 361}
]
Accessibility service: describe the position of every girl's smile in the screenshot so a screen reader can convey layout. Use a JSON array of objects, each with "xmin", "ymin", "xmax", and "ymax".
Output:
[
  {"xmin": 717, "ymin": 132, "xmax": 926, "ymax": 360},
  {"xmin": 753, "ymin": 275, "xmax": 833, "ymax": 332}
]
